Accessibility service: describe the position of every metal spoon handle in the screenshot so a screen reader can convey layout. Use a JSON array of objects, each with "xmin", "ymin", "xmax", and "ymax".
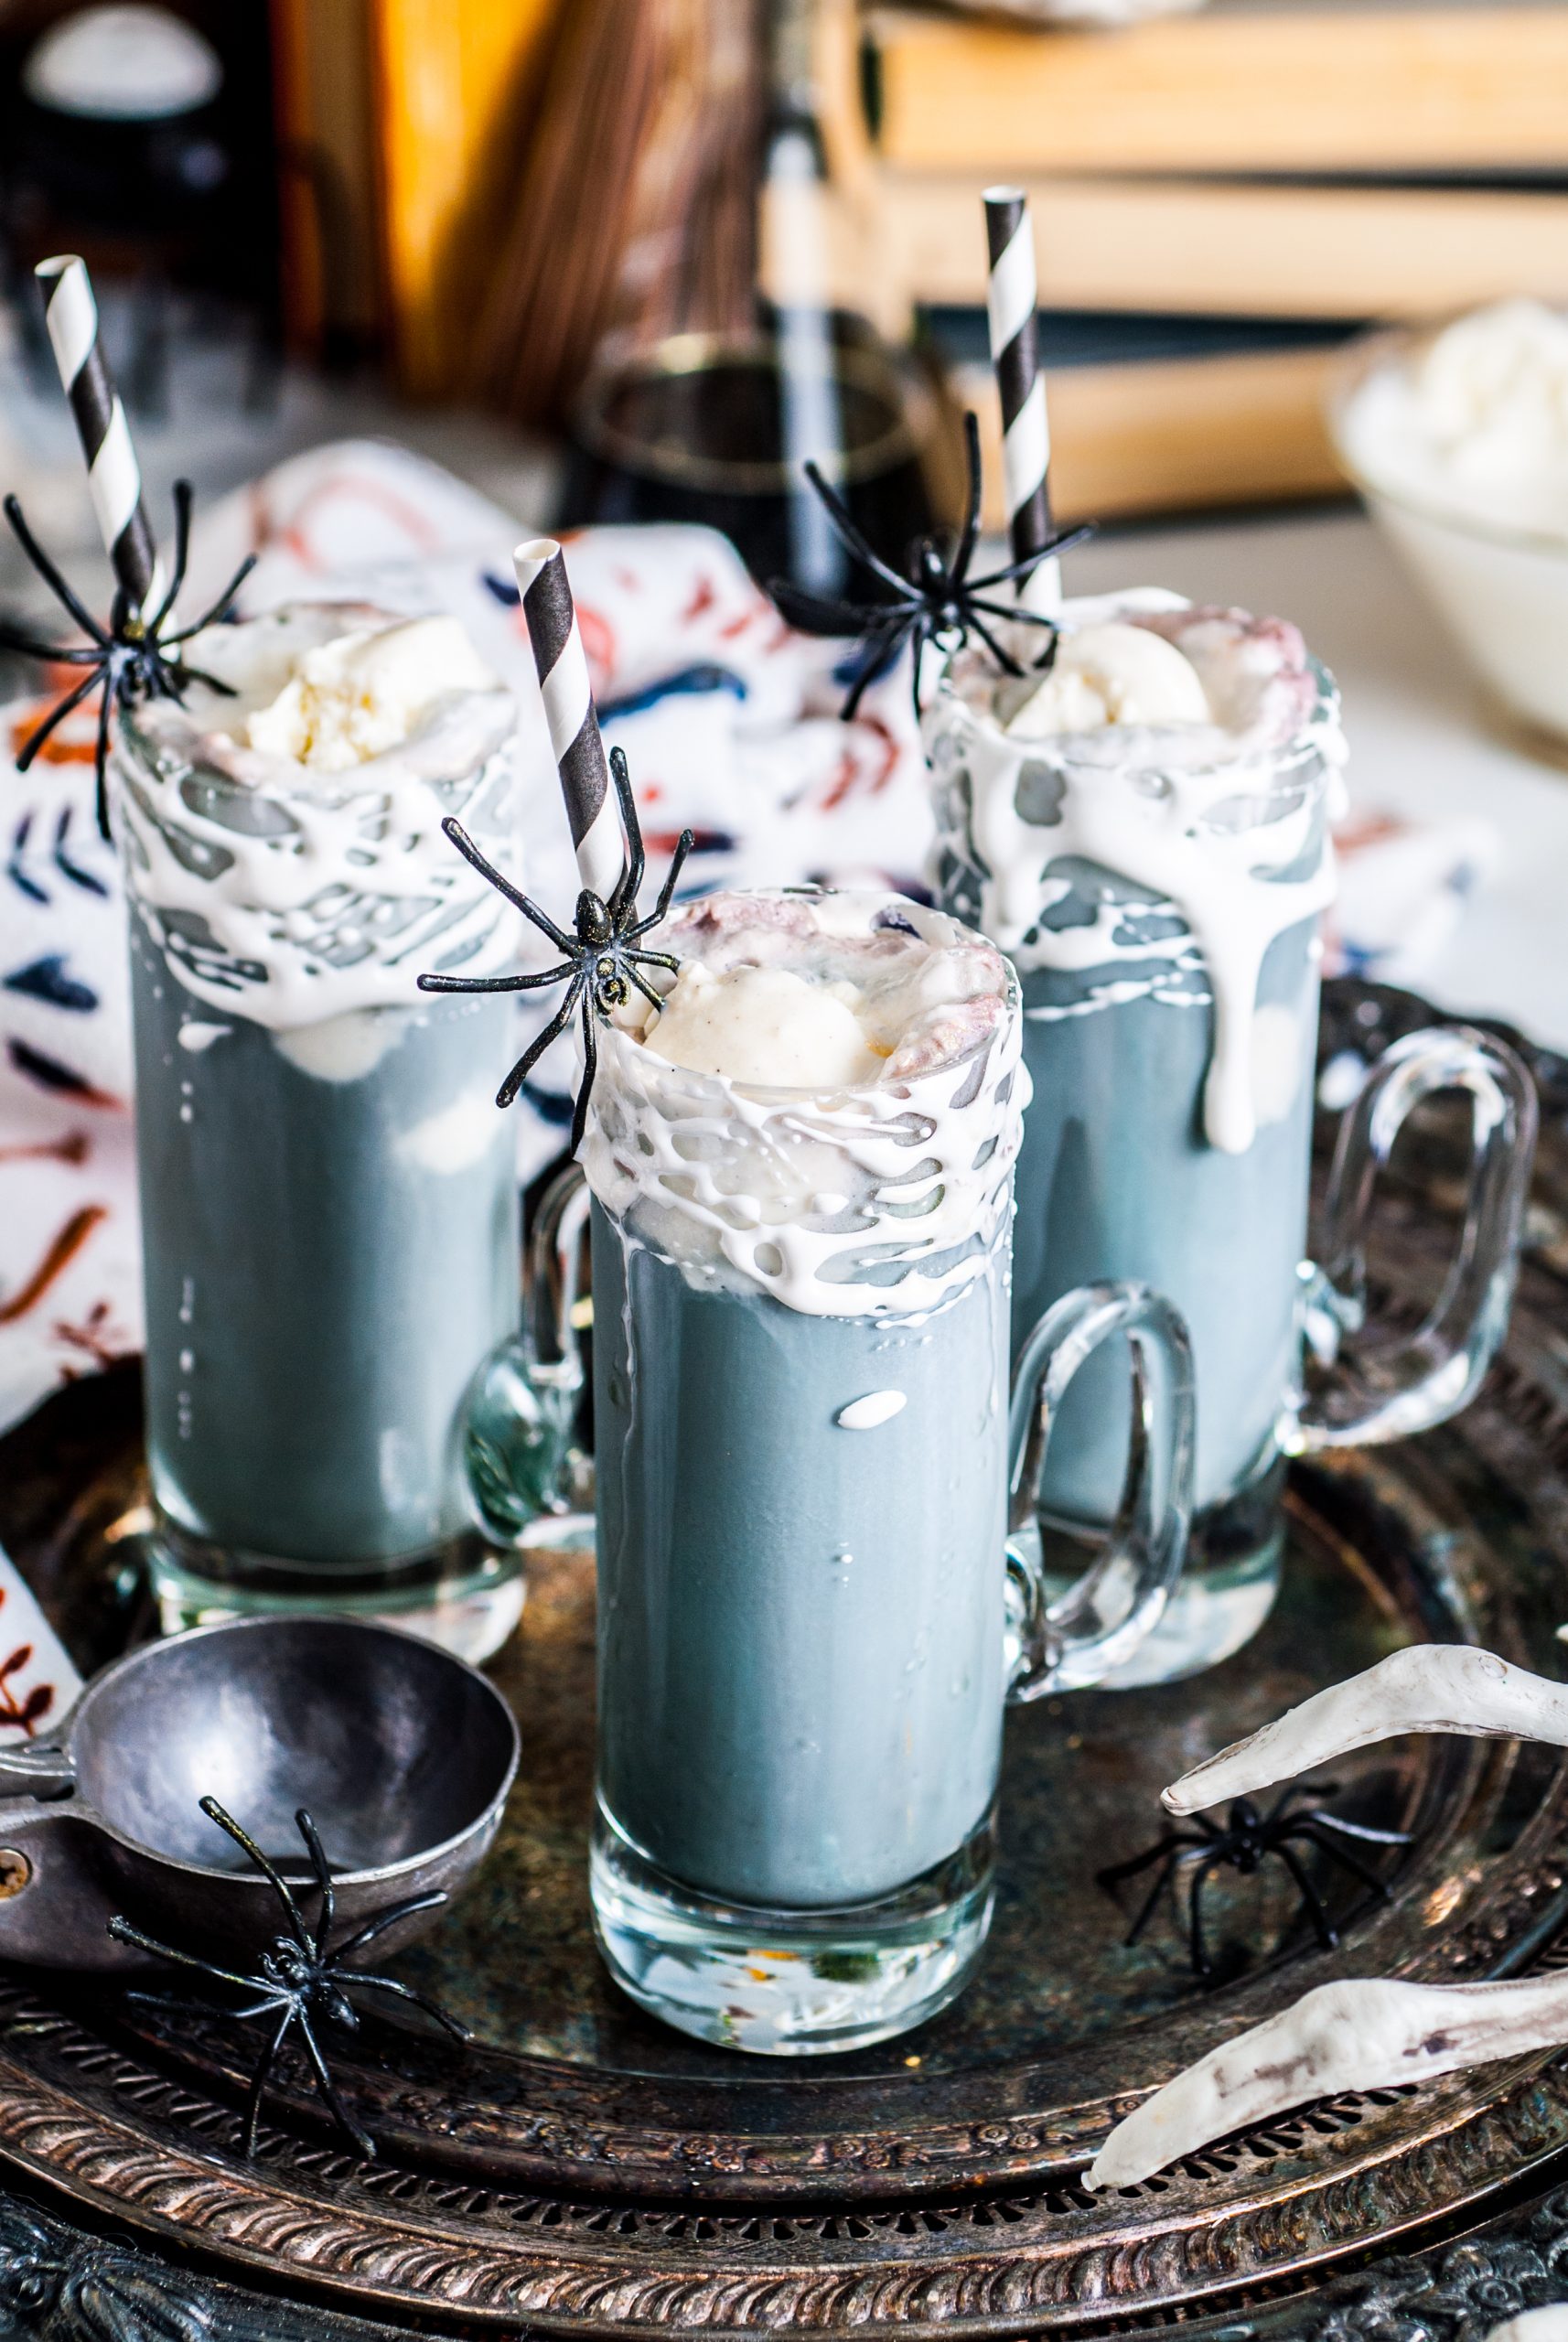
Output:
[
  {"xmin": 0, "ymin": 1746, "xmax": 75, "ymax": 1799},
  {"xmin": 0, "ymin": 1795, "xmax": 110, "ymax": 1966}
]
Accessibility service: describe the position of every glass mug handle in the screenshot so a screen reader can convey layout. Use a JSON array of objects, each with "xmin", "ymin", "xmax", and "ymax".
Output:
[
  {"xmin": 463, "ymin": 1159, "xmax": 593, "ymax": 1542},
  {"xmin": 1293, "ymin": 1026, "xmax": 1537, "ymax": 1453},
  {"xmin": 524, "ymin": 1159, "xmax": 593, "ymax": 1375},
  {"xmin": 1004, "ymin": 1284, "xmax": 1196, "ymax": 1703}
]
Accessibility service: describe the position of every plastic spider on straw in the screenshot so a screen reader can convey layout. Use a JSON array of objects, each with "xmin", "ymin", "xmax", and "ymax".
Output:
[
  {"xmin": 769, "ymin": 411, "xmax": 1093, "ymax": 721},
  {"xmin": 1098, "ymin": 1784, "xmax": 1412, "ymax": 1982},
  {"xmin": 108, "ymin": 1797, "xmax": 469, "ymax": 2162},
  {"xmin": 418, "ymin": 744, "xmax": 693, "ymax": 1154},
  {"xmin": 0, "ymin": 481, "xmax": 255, "ymax": 840}
]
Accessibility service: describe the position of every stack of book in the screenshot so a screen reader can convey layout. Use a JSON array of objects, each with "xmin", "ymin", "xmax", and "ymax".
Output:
[{"xmin": 803, "ymin": 0, "xmax": 1568, "ymax": 521}]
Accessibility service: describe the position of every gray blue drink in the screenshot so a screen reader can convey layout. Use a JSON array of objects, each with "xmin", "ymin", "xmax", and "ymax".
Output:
[
  {"xmin": 130, "ymin": 941, "xmax": 517, "ymax": 1569},
  {"xmin": 582, "ymin": 886, "xmax": 1024, "ymax": 2046},
  {"xmin": 926, "ymin": 598, "xmax": 1345, "ymax": 1674},
  {"xmin": 592, "ymin": 1223, "xmax": 1008, "ymax": 1907},
  {"xmin": 116, "ymin": 602, "xmax": 526, "ymax": 1649}
]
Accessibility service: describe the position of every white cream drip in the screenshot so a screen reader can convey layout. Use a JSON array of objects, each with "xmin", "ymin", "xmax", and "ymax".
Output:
[
  {"xmin": 925, "ymin": 594, "xmax": 1345, "ymax": 1155},
  {"xmin": 581, "ymin": 890, "xmax": 1026, "ymax": 1319},
  {"xmin": 274, "ymin": 1008, "xmax": 406, "ymax": 1083},
  {"xmin": 836, "ymin": 1391, "xmax": 908, "ymax": 1430},
  {"xmin": 115, "ymin": 602, "xmax": 521, "ymax": 1032},
  {"xmin": 394, "ymin": 1082, "xmax": 507, "ymax": 1174}
]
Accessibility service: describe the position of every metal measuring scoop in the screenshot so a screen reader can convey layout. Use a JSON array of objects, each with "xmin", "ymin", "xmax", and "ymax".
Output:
[{"xmin": 0, "ymin": 1616, "xmax": 519, "ymax": 1971}]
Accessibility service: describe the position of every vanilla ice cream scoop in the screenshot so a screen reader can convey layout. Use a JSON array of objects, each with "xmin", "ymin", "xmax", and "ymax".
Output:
[
  {"xmin": 646, "ymin": 963, "xmax": 881, "ymax": 1088},
  {"xmin": 245, "ymin": 615, "xmax": 500, "ymax": 771},
  {"xmin": 1004, "ymin": 621, "xmax": 1211, "ymax": 738}
]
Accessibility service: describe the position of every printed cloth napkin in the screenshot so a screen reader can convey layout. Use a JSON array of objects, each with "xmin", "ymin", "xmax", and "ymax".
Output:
[
  {"xmin": 0, "ymin": 1555, "xmax": 81, "ymax": 1742},
  {"xmin": 0, "ymin": 437, "xmax": 1496, "ymax": 1439}
]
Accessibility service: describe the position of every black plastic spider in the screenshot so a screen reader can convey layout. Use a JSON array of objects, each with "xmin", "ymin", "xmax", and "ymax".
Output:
[
  {"xmin": 0, "ymin": 481, "xmax": 255, "ymax": 841},
  {"xmin": 769, "ymin": 411, "xmax": 1093, "ymax": 722},
  {"xmin": 418, "ymin": 744, "xmax": 693, "ymax": 1154},
  {"xmin": 107, "ymin": 1797, "xmax": 469, "ymax": 2162},
  {"xmin": 1098, "ymin": 1785, "xmax": 1412, "ymax": 1982}
]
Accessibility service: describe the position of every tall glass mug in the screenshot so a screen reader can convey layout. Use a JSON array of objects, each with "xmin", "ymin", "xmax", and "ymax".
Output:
[
  {"xmin": 117, "ymin": 603, "xmax": 526, "ymax": 1659},
  {"xmin": 925, "ymin": 595, "xmax": 1536, "ymax": 1685},
  {"xmin": 579, "ymin": 889, "xmax": 1193, "ymax": 2053}
]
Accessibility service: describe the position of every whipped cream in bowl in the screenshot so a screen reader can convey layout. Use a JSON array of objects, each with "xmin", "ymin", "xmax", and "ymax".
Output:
[{"xmin": 1330, "ymin": 302, "xmax": 1568, "ymax": 739}]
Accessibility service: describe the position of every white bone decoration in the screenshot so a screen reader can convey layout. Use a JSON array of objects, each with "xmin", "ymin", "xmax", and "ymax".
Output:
[{"xmin": 1088, "ymin": 1645, "xmax": 1568, "ymax": 2190}]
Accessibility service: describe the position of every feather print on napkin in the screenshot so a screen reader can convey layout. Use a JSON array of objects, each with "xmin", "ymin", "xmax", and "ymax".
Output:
[{"xmin": 0, "ymin": 1554, "xmax": 82, "ymax": 1739}]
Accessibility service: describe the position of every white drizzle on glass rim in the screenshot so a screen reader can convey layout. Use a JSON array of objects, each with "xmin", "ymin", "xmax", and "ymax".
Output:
[
  {"xmin": 581, "ymin": 889, "xmax": 1027, "ymax": 1320},
  {"xmin": 924, "ymin": 591, "xmax": 1347, "ymax": 1155},
  {"xmin": 115, "ymin": 601, "xmax": 522, "ymax": 1034}
]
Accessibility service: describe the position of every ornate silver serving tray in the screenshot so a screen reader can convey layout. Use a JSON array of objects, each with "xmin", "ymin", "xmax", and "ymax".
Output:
[{"xmin": 0, "ymin": 976, "xmax": 1563, "ymax": 2338}]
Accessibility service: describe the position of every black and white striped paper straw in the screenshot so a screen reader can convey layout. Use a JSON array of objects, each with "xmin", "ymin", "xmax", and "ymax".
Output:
[
  {"xmin": 512, "ymin": 537, "xmax": 625, "ymax": 901},
  {"xmin": 36, "ymin": 255, "xmax": 162, "ymax": 617},
  {"xmin": 983, "ymin": 188, "xmax": 1058, "ymax": 616}
]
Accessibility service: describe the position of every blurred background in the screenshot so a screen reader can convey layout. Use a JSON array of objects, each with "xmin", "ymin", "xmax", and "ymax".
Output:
[
  {"xmin": 5, "ymin": 0, "xmax": 1568, "ymax": 551},
  {"xmin": 1, "ymin": 0, "xmax": 1566, "ymax": 1045}
]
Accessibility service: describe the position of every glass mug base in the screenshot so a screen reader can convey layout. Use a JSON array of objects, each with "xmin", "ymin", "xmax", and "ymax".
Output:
[
  {"xmin": 516, "ymin": 1511, "xmax": 596, "ymax": 1556},
  {"xmin": 589, "ymin": 1799, "xmax": 996, "ymax": 2056},
  {"xmin": 1035, "ymin": 1458, "xmax": 1286, "ymax": 1690},
  {"xmin": 145, "ymin": 1514, "xmax": 524, "ymax": 1665}
]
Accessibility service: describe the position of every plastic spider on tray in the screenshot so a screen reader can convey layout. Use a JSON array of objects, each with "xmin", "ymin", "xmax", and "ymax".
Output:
[
  {"xmin": 108, "ymin": 1797, "xmax": 469, "ymax": 2161},
  {"xmin": 769, "ymin": 411, "xmax": 1093, "ymax": 721},
  {"xmin": 0, "ymin": 481, "xmax": 255, "ymax": 840},
  {"xmin": 418, "ymin": 743, "xmax": 693, "ymax": 1154},
  {"xmin": 1098, "ymin": 1785, "xmax": 1412, "ymax": 1982}
]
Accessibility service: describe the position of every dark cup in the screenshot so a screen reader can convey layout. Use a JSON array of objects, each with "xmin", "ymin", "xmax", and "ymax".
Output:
[{"xmin": 561, "ymin": 321, "xmax": 952, "ymax": 592}]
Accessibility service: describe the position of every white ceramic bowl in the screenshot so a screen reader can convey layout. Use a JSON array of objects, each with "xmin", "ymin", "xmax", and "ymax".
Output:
[{"xmin": 1327, "ymin": 324, "xmax": 1568, "ymax": 745}]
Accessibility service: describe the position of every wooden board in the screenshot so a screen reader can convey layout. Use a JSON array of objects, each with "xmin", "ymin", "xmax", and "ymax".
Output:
[
  {"xmin": 953, "ymin": 345, "xmax": 1348, "ymax": 524},
  {"xmin": 866, "ymin": 4, "xmax": 1568, "ymax": 174},
  {"xmin": 865, "ymin": 174, "xmax": 1568, "ymax": 324}
]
